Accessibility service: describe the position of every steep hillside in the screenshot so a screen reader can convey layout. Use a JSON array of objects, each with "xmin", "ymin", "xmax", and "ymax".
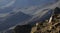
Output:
[
  {"xmin": 0, "ymin": 0, "xmax": 60, "ymax": 33},
  {"xmin": 0, "ymin": 11, "xmax": 32, "ymax": 31}
]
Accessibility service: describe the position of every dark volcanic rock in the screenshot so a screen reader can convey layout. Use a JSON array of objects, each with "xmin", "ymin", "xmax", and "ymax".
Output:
[
  {"xmin": 14, "ymin": 25, "xmax": 32, "ymax": 33},
  {"xmin": 54, "ymin": 7, "xmax": 60, "ymax": 14}
]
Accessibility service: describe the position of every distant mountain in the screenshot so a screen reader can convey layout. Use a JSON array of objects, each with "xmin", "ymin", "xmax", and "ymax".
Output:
[
  {"xmin": 0, "ymin": 11, "xmax": 32, "ymax": 31},
  {"xmin": 0, "ymin": 0, "xmax": 59, "ymax": 32},
  {"xmin": 27, "ymin": 9, "xmax": 53, "ymax": 25}
]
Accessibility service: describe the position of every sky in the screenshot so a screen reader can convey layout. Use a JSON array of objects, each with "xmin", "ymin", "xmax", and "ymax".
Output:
[
  {"xmin": 0, "ymin": 0, "xmax": 58, "ymax": 17},
  {"xmin": 0, "ymin": 0, "xmax": 56, "ymax": 8},
  {"xmin": 0, "ymin": 0, "xmax": 16, "ymax": 8}
]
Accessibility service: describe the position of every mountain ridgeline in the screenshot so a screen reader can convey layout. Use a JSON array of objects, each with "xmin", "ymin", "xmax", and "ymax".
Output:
[
  {"xmin": 0, "ymin": 0, "xmax": 59, "ymax": 32},
  {"xmin": 0, "ymin": 12, "xmax": 32, "ymax": 31}
]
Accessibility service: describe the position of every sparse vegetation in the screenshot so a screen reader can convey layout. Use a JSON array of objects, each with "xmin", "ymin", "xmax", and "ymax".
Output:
[
  {"xmin": 13, "ymin": 7, "xmax": 60, "ymax": 33},
  {"xmin": 34, "ymin": 7, "xmax": 60, "ymax": 33}
]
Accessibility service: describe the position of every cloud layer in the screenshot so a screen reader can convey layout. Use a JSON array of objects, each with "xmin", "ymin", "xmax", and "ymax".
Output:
[{"xmin": 0, "ymin": 0, "xmax": 16, "ymax": 8}]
